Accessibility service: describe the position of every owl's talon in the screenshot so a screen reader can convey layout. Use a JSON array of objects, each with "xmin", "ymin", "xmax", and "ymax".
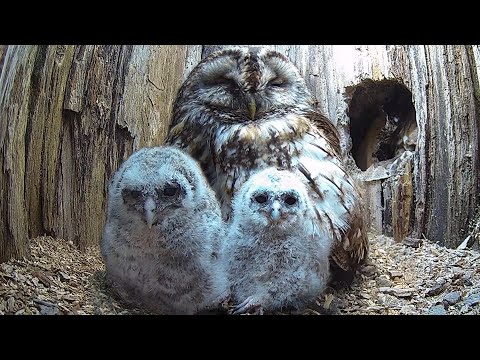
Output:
[
  {"xmin": 214, "ymin": 290, "xmax": 231, "ymax": 308},
  {"xmin": 232, "ymin": 297, "xmax": 262, "ymax": 315}
]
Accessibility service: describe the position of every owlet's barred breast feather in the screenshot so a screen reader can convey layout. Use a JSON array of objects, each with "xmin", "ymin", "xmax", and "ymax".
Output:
[{"xmin": 165, "ymin": 46, "xmax": 369, "ymax": 277}]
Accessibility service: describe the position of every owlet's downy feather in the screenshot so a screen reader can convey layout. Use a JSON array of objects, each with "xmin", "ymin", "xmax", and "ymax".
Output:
[
  {"xmin": 165, "ymin": 46, "xmax": 368, "ymax": 277},
  {"xmin": 225, "ymin": 168, "xmax": 332, "ymax": 314},
  {"xmin": 101, "ymin": 146, "xmax": 228, "ymax": 314}
]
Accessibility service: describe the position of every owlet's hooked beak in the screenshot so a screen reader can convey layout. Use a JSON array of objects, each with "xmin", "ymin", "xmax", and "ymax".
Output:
[
  {"xmin": 270, "ymin": 200, "xmax": 281, "ymax": 223},
  {"xmin": 144, "ymin": 196, "xmax": 157, "ymax": 229}
]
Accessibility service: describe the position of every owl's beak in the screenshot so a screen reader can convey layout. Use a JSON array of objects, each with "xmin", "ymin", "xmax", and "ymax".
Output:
[
  {"xmin": 246, "ymin": 94, "xmax": 256, "ymax": 120},
  {"xmin": 270, "ymin": 200, "xmax": 281, "ymax": 223},
  {"xmin": 144, "ymin": 196, "xmax": 157, "ymax": 229}
]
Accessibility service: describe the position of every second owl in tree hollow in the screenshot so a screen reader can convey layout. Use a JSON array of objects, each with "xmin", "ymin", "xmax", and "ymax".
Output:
[{"xmin": 165, "ymin": 46, "xmax": 368, "ymax": 277}]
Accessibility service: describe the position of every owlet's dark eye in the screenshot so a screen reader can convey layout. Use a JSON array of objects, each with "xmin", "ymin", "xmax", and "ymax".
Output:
[
  {"xmin": 285, "ymin": 196, "xmax": 297, "ymax": 205},
  {"xmin": 121, "ymin": 189, "xmax": 143, "ymax": 205},
  {"xmin": 129, "ymin": 190, "xmax": 142, "ymax": 199},
  {"xmin": 255, "ymin": 194, "xmax": 268, "ymax": 204},
  {"xmin": 163, "ymin": 185, "xmax": 179, "ymax": 197}
]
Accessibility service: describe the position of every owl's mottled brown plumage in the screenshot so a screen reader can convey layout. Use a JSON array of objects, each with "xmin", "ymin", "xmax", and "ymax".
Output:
[{"xmin": 165, "ymin": 46, "xmax": 368, "ymax": 275}]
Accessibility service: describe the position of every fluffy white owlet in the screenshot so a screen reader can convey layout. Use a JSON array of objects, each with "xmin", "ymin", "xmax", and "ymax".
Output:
[
  {"xmin": 224, "ymin": 168, "xmax": 332, "ymax": 314},
  {"xmin": 165, "ymin": 46, "xmax": 368, "ymax": 278},
  {"xmin": 100, "ymin": 146, "xmax": 228, "ymax": 314}
]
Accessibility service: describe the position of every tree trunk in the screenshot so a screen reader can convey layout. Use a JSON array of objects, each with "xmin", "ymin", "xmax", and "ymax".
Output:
[
  {"xmin": 0, "ymin": 45, "xmax": 8, "ymax": 73},
  {"xmin": 202, "ymin": 45, "xmax": 480, "ymax": 248},
  {"xmin": 0, "ymin": 46, "xmax": 38, "ymax": 262},
  {"xmin": 0, "ymin": 45, "xmax": 199, "ymax": 261},
  {"xmin": 1, "ymin": 45, "xmax": 479, "ymax": 262}
]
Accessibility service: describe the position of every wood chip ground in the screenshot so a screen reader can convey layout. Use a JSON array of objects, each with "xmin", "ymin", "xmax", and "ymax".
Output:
[{"xmin": 0, "ymin": 235, "xmax": 478, "ymax": 315}]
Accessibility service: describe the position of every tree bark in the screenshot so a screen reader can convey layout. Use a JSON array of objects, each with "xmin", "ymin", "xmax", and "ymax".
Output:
[
  {"xmin": 1, "ymin": 45, "xmax": 479, "ymax": 262},
  {"xmin": 0, "ymin": 45, "xmax": 8, "ymax": 73},
  {"xmin": 0, "ymin": 46, "xmax": 38, "ymax": 262},
  {"xmin": 202, "ymin": 45, "xmax": 480, "ymax": 248},
  {"xmin": 0, "ymin": 45, "xmax": 196, "ymax": 260}
]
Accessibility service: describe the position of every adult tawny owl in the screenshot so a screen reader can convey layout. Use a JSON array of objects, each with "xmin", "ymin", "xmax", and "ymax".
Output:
[
  {"xmin": 101, "ymin": 146, "xmax": 228, "ymax": 314},
  {"xmin": 165, "ymin": 46, "xmax": 368, "ymax": 277},
  {"xmin": 225, "ymin": 168, "xmax": 332, "ymax": 314}
]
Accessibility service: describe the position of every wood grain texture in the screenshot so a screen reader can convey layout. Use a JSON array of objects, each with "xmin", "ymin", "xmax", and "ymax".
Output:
[
  {"xmin": 0, "ymin": 46, "xmax": 38, "ymax": 262},
  {"xmin": 392, "ymin": 158, "xmax": 413, "ymax": 242},
  {"xmin": 59, "ymin": 45, "xmax": 191, "ymax": 250},
  {"xmin": 0, "ymin": 45, "xmax": 8, "ymax": 74},
  {"xmin": 1, "ymin": 45, "xmax": 479, "ymax": 261},
  {"xmin": 1, "ymin": 45, "xmax": 194, "ymax": 258},
  {"xmin": 25, "ymin": 46, "xmax": 75, "ymax": 238},
  {"xmin": 422, "ymin": 46, "xmax": 479, "ymax": 246}
]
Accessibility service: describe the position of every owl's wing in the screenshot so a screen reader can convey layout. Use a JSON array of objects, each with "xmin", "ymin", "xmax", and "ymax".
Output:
[
  {"xmin": 305, "ymin": 110, "xmax": 342, "ymax": 156},
  {"xmin": 293, "ymin": 123, "xmax": 368, "ymax": 272},
  {"xmin": 330, "ymin": 201, "xmax": 368, "ymax": 272},
  {"xmin": 164, "ymin": 113, "xmax": 218, "ymax": 188},
  {"xmin": 166, "ymin": 84, "xmax": 190, "ymax": 132},
  {"xmin": 166, "ymin": 53, "xmax": 217, "ymax": 132}
]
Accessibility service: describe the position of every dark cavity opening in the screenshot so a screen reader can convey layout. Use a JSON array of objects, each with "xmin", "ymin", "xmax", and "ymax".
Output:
[{"xmin": 345, "ymin": 79, "xmax": 418, "ymax": 171}]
